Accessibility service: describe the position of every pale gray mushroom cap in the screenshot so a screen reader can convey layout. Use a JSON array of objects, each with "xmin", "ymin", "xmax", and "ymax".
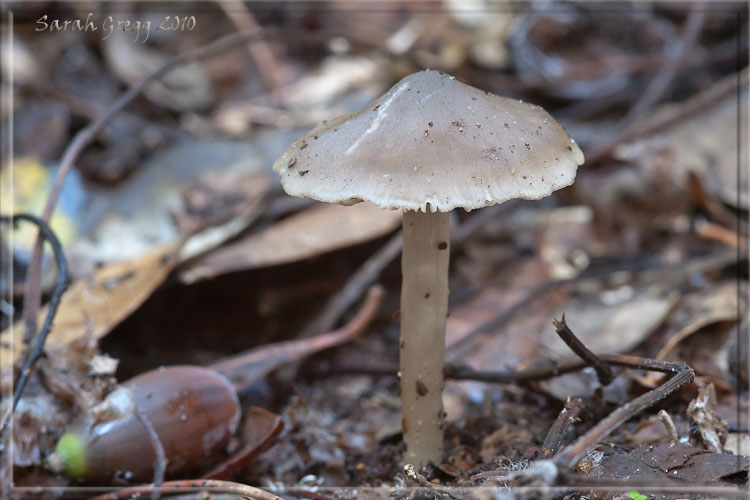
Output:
[{"xmin": 273, "ymin": 70, "xmax": 584, "ymax": 212}]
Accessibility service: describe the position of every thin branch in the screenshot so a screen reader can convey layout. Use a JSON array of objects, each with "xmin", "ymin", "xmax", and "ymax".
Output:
[
  {"xmin": 541, "ymin": 397, "xmax": 584, "ymax": 458},
  {"xmin": 133, "ymin": 403, "xmax": 168, "ymax": 500},
  {"xmin": 403, "ymin": 464, "xmax": 463, "ymax": 500},
  {"xmin": 657, "ymin": 409, "xmax": 680, "ymax": 444},
  {"xmin": 216, "ymin": 0, "xmax": 285, "ymax": 91},
  {"xmin": 629, "ymin": 67, "xmax": 748, "ymax": 143},
  {"xmin": 553, "ymin": 315, "xmax": 614, "ymax": 386},
  {"xmin": 553, "ymin": 357, "xmax": 694, "ymax": 470},
  {"xmin": 447, "ymin": 249, "xmax": 740, "ymax": 358},
  {"xmin": 86, "ymin": 479, "xmax": 285, "ymax": 500},
  {"xmin": 0, "ymin": 214, "xmax": 69, "ymax": 438},
  {"xmin": 210, "ymin": 285, "xmax": 384, "ymax": 394}
]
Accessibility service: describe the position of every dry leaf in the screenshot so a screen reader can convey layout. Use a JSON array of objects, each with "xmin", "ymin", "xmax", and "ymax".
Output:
[
  {"xmin": 594, "ymin": 443, "xmax": 750, "ymax": 484},
  {"xmin": 69, "ymin": 140, "xmax": 269, "ymax": 276},
  {"xmin": 203, "ymin": 406, "xmax": 283, "ymax": 480},
  {"xmin": 617, "ymin": 91, "xmax": 748, "ymax": 209},
  {"xmin": 1, "ymin": 244, "xmax": 181, "ymax": 363},
  {"xmin": 180, "ymin": 202, "xmax": 401, "ymax": 282},
  {"xmin": 542, "ymin": 287, "xmax": 678, "ymax": 359},
  {"xmin": 688, "ymin": 383, "xmax": 728, "ymax": 453},
  {"xmin": 641, "ymin": 281, "xmax": 739, "ymax": 388},
  {"xmin": 446, "ymin": 258, "xmax": 556, "ymax": 367},
  {"xmin": 656, "ymin": 281, "xmax": 738, "ymax": 360}
]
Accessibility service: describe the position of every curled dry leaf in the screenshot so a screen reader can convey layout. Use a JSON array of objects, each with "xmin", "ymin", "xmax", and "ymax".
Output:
[
  {"xmin": 0, "ymin": 243, "xmax": 181, "ymax": 363},
  {"xmin": 617, "ymin": 91, "xmax": 748, "ymax": 209},
  {"xmin": 70, "ymin": 140, "xmax": 269, "ymax": 276},
  {"xmin": 688, "ymin": 383, "xmax": 728, "ymax": 454},
  {"xmin": 203, "ymin": 406, "xmax": 284, "ymax": 480},
  {"xmin": 642, "ymin": 281, "xmax": 739, "ymax": 388},
  {"xmin": 180, "ymin": 202, "xmax": 401, "ymax": 283}
]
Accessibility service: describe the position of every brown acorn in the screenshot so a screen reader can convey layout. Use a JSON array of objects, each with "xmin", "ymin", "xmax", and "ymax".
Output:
[{"xmin": 50, "ymin": 365, "xmax": 241, "ymax": 483}]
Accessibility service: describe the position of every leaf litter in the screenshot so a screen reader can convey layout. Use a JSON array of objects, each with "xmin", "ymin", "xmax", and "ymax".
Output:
[{"xmin": 2, "ymin": 4, "xmax": 748, "ymax": 499}]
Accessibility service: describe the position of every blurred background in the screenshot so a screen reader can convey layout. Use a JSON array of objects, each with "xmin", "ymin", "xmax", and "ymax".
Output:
[{"xmin": 0, "ymin": 0, "xmax": 748, "ymax": 492}]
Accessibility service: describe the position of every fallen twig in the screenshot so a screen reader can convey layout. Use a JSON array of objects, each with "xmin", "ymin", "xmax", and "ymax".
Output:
[
  {"xmin": 541, "ymin": 397, "xmax": 584, "ymax": 458},
  {"xmin": 657, "ymin": 409, "xmax": 680, "ymax": 445},
  {"xmin": 297, "ymin": 232, "xmax": 401, "ymax": 338},
  {"xmin": 216, "ymin": 0, "xmax": 285, "ymax": 91},
  {"xmin": 86, "ymin": 479, "xmax": 284, "ymax": 500},
  {"xmin": 133, "ymin": 403, "xmax": 167, "ymax": 500},
  {"xmin": 403, "ymin": 464, "xmax": 463, "ymax": 500},
  {"xmin": 467, "ymin": 322, "xmax": 695, "ymax": 486},
  {"xmin": 553, "ymin": 355, "xmax": 694, "ymax": 470},
  {"xmin": 553, "ymin": 315, "xmax": 614, "ymax": 385},
  {"xmin": 211, "ymin": 285, "xmax": 384, "ymax": 394},
  {"xmin": 0, "ymin": 214, "xmax": 69, "ymax": 438},
  {"xmin": 696, "ymin": 220, "xmax": 740, "ymax": 248}
]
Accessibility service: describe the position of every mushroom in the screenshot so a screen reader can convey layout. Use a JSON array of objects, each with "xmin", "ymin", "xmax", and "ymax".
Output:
[{"xmin": 272, "ymin": 70, "xmax": 584, "ymax": 467}]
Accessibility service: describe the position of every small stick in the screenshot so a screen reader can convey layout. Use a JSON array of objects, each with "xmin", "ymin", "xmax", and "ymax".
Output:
[
  {"xmin": 555, "ymin": 473, "xmax": 746, "ymax": 494},
  {"xmin": 541, "ymin": 397, "xmax": 584, "ymax": 458},
  {"xmin": 0, "ymin": 214, "xmax": 70, "ymax": 437},
  {"xmin": 275, "ymin": 489, "xmax": 335, "ymax": 500},
  {"xmin": 553, "ymin": 359, "xmax": 693, "ymax": 469},
  {"xmin": 211, "ymin": 285, "xmax": 384, "ymax": 394},
  {"xmin": 216, "ymin": 0, "xmax": 285, "ymax": 91},
  {"xmin": 21, "ymin": 28, "xmax": 271, "ymax": 362},
  {"xmin": 133, "ymin": 403, "xmax": 167, "ymax": 500},
  {"xmin": 86, "ymin": 479, "xmax": 285, "ymax": 500},
  {"xmin": 403, "ymin": 464, "xmax": 461, "ymax": 500},
  {"xmin": 657, "ymin": 409, "xmax": 680, "ymax": 444},
  {"xmin": 696, "ymin": 220, "xmax": 740, "ymax": 248},
  {"xmin": 318, "ymin": 354, "xmax": 684, "ymax": 386},
  {"xmin": 631, "ymin": 67, "xmax": 748, "ymax": 144},
  {"xmin": 553, "ymin": 315, "xmax": 614, "ymax": 386},
  {"xmin": 686, "ymin": 171, "xmax": 740, "ymax": 230}
]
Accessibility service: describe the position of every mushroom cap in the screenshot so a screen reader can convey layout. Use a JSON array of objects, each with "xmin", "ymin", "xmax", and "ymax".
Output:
[{"xmin": 273, "ymin": 70, "xmax": 584, "ymax": 212}]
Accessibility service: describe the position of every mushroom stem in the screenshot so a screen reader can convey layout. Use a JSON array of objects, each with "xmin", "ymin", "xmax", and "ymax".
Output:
[{"xmin": 400, "ymin": 209, "xmax": 450, "ymax": 467}]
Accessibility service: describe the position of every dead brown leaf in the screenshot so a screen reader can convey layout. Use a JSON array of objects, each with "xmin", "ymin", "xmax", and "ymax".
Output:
[
  {"xmin": 203, "ymin": 406, "xmax": 283, "ymax": 480},
  {"xmin": 542, "ymin": 286, "xmax": 678, "ymax": 359},
  {"xmin": 180, "ymin": 202, "xmax": 401, "ymax": 282},
  {"xmin": 616, "ymin": 91, "xmax": 748, "ymax": 209},
  {"xmin": 593, "ymin": 443, "xmax": 750, "ymax": 484},
  {"xmin": 688, "ymin": 383, "xmax": 728, "ymax": 453},
  {"xmin": 642, "ymin": 281, "xmax": 739, "ymax": 388},
  {"xmin": 1, "ymin": 243, "xmax": 181, "ymax": 363}
]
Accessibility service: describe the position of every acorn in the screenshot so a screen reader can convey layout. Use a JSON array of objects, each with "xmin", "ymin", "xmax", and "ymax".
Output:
[{"xmin": 49, "ymin": 365, "xmax": 241, "ymax": 483}]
